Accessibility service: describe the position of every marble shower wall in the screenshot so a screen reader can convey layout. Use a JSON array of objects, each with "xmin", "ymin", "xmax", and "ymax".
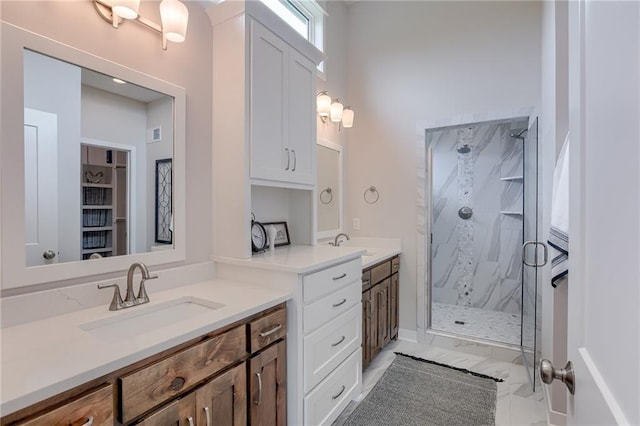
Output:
[{"xmin": 429, "ymin": 118, "xmax": 528, "ymax": 315}]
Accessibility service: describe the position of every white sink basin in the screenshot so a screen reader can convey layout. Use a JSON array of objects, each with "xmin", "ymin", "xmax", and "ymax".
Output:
[{"xmin": 81, "ymin": 296, "xmax": 225, "ymax": 341}]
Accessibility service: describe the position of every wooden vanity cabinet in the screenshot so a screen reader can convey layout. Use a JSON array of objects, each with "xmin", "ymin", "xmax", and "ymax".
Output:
[
  {"xmin": 362, "ymin": 256, "xmax": 400, "ymax": 370},
  {"xmin": 3, "ymin": 305, "xmax": 286, "ymax": 426}
]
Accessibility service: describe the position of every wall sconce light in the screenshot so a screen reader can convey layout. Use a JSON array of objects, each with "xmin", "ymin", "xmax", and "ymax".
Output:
[
  {"xmin": 94, "ymin": 0, "xmax": 189, "ymax": 50},
  {"xmin": 317, "ymin": 92, "xmax": 355, "ymax": 130}
]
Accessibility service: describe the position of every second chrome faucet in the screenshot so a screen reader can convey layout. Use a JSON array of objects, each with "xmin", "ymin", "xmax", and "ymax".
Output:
[{"xmin": 98, "ymin": 262, "xmax": 158, "ymax": 311}]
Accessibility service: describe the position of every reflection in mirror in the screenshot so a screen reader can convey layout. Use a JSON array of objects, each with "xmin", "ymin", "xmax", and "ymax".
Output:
[
  {"xmin": 317, "ymin": 140, "xmax": 343, "ymax": 239},
  {"xmin": 23, "ymin": 49, "xmax": 174, "ymax": 267}
]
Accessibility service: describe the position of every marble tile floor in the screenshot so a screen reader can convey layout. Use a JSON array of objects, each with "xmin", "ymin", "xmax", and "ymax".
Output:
[
  {"xmin": 333, "ymin": 339, "xmax": 547, "ymax": 426},
  {"xmin": 432, "ymin": 302, "xmax": 522, "ymax": 346}
]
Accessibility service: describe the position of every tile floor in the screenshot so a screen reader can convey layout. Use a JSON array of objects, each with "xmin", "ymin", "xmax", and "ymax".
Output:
[
  {"xmin": 432, "ymin": 302, "xmax": 522, "ymax": 346},
  {"xmin": 334, "ymin": 339, "xmax": 547, "ymax": 426}
]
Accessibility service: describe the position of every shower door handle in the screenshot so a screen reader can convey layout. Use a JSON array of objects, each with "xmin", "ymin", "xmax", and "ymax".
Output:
[{"xmin": 522, "ymin": 241, "xmax": 548, "ymax": 267}]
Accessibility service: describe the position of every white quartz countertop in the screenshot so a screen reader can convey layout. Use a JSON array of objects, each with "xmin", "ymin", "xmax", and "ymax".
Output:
[
  {"xmin": 214, "ymin": 245, "xmax": 366, "ymax": 274},
  {"xmin": 360, "ymin": 246, "xmax": 402, "ymax": 269},
  {"xmin": 0, "ymin": 279, "xmax": 292, "ymax": 416}
]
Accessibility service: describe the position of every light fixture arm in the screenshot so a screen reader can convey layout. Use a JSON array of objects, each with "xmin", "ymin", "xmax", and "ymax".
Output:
[{"xmin": 93, "ymin": 0, "xmax": 178, "ymax": 50}]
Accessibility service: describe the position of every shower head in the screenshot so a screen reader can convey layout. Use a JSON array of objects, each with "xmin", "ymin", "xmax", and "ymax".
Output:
[
  {"xmin": 457, "ymin": 144, "xmax": 471, "ymax": 154},
  {"xmin": 510, "ymin": 129, "xmax": 527, "ymax": 140}
]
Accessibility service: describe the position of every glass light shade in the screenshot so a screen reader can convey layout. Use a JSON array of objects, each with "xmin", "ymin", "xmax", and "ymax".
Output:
[
  {"xmin": 112, "ymin": 0, "xmax": 140, "ymax": 19},
  {"xmin": 316, "ymin": 92, "xmax": 331, "ymax": 117},
  {"xmin": 342, "ymin": 107, "xmax": 354, "ymax": 128},
  {"xmin": 160, "ymin": 0, "xmax": 189, "ymax": 43},
  {"xmin": 330, "ymin": 100, "xmax": 343, "ymax": 123}
]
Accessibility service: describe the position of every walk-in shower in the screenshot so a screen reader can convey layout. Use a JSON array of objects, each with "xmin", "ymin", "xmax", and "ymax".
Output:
[{"xmin": 425, "ymin": 116, "xmax": 541, "ymax": 387}]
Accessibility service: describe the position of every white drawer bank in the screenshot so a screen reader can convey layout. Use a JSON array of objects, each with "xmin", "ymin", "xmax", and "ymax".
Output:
[{"xmin": 215, "ymin": 245, "xmax": 365, "ymax": 426}]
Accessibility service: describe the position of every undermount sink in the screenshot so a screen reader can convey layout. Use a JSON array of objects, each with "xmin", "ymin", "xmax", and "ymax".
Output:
[{"xmin": 81, "ymin": 296, "xmax": 225, "ymax": 341}]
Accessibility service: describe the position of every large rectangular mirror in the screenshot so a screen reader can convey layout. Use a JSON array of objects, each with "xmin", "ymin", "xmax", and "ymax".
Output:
[
  {"xmin": 24, "ymin": 49, "xmax": 174, "ymax": 266},
  {"xmin": 1, "ymin": 23, "xmax": 185, "ymax": 289},
  {"xmin": 317, "ymin": 139, "xmax": 343, "ymax": 239}
]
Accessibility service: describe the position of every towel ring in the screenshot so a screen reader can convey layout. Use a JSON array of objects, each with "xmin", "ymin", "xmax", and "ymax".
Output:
[
  {"xmin": 364, "ymin": 186, "xmax": 380, "ymax": 204},
  {"xmin": 320, "ymin": 187, "xmax": 333, "ymax": 204}
]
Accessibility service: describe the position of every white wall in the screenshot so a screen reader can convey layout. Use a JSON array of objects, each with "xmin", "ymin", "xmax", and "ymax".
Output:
[
  {"xmin": 1, "ymin": 1, "xmax": 213, "ymax": 292},
  {"xmin": 23, "ymin": 49, "xmax": 81, "ymax": 264},
  {"xmin": 344, "ymin": 1, "xmax": 542, "ymax": 331}
]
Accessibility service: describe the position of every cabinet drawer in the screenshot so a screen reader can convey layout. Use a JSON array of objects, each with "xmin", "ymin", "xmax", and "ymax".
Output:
[
  {"xmin": 361, "ymin": 269, "xmax": 371, "ymax": 291},
  {"xmin": 304, "ymin": 347, "xmax": 362, "ymax": 426},
  {"xmin": 370, "ymin": 260, "xmax": 391, "ymax": 285},
  {"xmin": 249, "ymin": 307, "xmax": 287, "ymax": 353},
  {"xmin": 303, "ymin": 304, "xmax": 361, "ymax": 393},
  {"xmin": 303, "ymin": 258, "xmax": 361, "ymax": 303},
  {"xmin": 304, "ymin": 281, "xmax": 360, "ymax": 334},
  {"xmin": 119, "ymin": 326, "xmax": 246, "ymax": 423},
  {"xmin": 21, "ymin": 384, "xmax": 113, "ymax": 426},
  {"xmin": 392, "ymin": 256, "xmax": 400, "ymax": 274}
]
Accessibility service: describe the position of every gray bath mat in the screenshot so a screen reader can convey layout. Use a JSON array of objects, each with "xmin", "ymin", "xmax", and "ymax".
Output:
[{"xmin": 340, "ymin": 353, "xmax": 499, "ymax": 426}]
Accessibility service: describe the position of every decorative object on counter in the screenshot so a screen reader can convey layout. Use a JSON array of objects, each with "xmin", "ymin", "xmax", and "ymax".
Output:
[
  {"xmin": 84, "ymin": 170, "xmax": 104, "ymax": 184},
  {"xmin": 155, "ymin": 158, "xmax": 172, "ymax": 244},
  {"xmin": 251, "ymin": 213, "xmax": 268, "ymax": 253},
  {"xmin": 363, "ymin": 186, "xmax": 380, "ymax": 204},
  {"xmin": 267, "ymin": 225, "xmax": 277, "ymax": 252},
  {"xmin": 263, "ymin": 221, "xmax": 290, "ymax": 247},
  {"xmin": 320, "ymin": 187, "xmax": 333, "ymax": 204},
  {"xmin": 93, "ymin": 0, "xmax": 190, "ymax": 50},
  {"xmin": 316, "ymin": 91, "xmax": 355, "ymax": 130}
]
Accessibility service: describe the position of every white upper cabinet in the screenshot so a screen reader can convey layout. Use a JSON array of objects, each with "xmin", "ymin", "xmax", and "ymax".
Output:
[{"xmin": 250, "ymin": 21, "xmax": 316, "ymax": 186}]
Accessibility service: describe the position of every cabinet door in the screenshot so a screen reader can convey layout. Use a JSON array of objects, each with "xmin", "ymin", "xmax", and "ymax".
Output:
[
  {"xmin": 21, "ymin": 385, "xmax": 113, "ymax": 426},
  {"xmin": 195, "ymin": 363, "xmax": 246, "ymax": 426},
  {"xmin": 248, "ymin": 340, "xmax": 286, "ymax": 426},
  {"xmin": 376, "ymin": 279, "xmax": 390, "ymax": 349},
  {"xmin": 287, "ymin": 48, "xmax": 316, "ymax": 185},
  {"xmin": 250, "ymin": 21, "xmax": 289, "ymax": 183},
  {"xmin": 369, "ymin": 285, "xmax": 380, "ymax": 361},
  {"xmin": 139, "ymin": 393, "xmax": 196, "ymax": 426},
  {"xmin": 362, "ymin": 290, "xmax": 371, "ymax": 369},
  {"xmin": 390, "ymin": 273, "xmax": 399, "ymax": 340}
]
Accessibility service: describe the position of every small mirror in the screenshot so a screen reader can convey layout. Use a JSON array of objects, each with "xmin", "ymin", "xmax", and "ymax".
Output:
[
  {"xmin": 23, "ymin": 50, "xmax": 174, "ymax": 267},
  {"xmin": 317, "ymin": 139, "xmax": 343, "ymax": 239}
]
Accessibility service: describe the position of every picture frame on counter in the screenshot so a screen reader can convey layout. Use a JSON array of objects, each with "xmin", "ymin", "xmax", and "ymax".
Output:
[{"xmin": 263, "ymin": 221, "xmax": 290, "ymax": 247}]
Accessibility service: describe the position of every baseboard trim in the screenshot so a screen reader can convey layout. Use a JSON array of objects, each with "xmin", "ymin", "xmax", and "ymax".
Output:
[
  {"xmin": 398, "ymin": 328, "xmax": 418, "ymax": 343},
  {"xmin": 542, "ymin": 381, "xmax": 567, "ymax": 426}
]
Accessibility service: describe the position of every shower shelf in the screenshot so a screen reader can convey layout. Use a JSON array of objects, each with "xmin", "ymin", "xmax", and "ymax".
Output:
[
  {"xmin": 500, "ymin": 176, "xmax": 523, "ymax": 181},
  {"xmin": 500, "ymin": 211, "xmax": 523, "ymax": 216}
]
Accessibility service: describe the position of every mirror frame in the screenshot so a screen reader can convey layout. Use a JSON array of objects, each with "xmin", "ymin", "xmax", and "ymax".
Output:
[
  {"xmin": 316, "ymin": 138, "xmax": 343, "ymax": 240},
  {"xmin": 1, "ymin": 23, "xmax": 186, "ymax": 289}
]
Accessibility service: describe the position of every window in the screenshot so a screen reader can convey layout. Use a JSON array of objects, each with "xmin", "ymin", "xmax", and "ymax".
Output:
[{"xmin": 261, "ymin": 0, "xmax": 326, "ymax": 76}]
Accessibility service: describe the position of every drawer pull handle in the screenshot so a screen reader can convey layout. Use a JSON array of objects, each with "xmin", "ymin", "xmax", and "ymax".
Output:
[
  {"xmin": 332, "ymin": 298, "xmax": 347, "ymax": 308},
  {"xmin": 187, "ymin": 416, "xmax": 195, "ymax": 426},
  {"xmin": 204, "ymin": 407, "xmax": 211, "ymax": 426},
  {"xmin": 254, "ymin": 371, "xmax": 263, "ymax": 405},
  {"xmin": 333, "ymin": 273, "xmax": 347, "ymax": 281},
  {"xmin": 331, "ymin": 335, "xmax": 346, "ymax": 347},
  {"xmin": 285, "ymin": 148, "xmax": 290, "ymax": 170},
  {"xmin": 259, "ymin": 324, "xmax": 283, "ymax": 337},
  {"xmin": 332, "ymin": 385, "xmax": 346, "ymax": 400},
  {"xmin": 82, "ymin": 417, "xmax": 94, "ymax": 426},
  {"xmin": 362, "ymin": 279, "xmax": 370, "ymax": 286}
]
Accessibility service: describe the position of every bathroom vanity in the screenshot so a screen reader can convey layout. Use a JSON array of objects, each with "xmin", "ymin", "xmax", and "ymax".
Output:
[{"xmin": 0, "ymin": 281, "xmax": 291, "ymax": 425}]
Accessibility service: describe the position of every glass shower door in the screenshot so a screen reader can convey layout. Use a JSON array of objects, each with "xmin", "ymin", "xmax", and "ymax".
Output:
[{"xmin": 521, "ymin": 117, "xmax": 541, "ymax": 390}]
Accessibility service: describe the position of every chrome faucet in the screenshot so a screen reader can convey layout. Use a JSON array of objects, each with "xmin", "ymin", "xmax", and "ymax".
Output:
[
  {"xmin": 330, "ymin": 233, "xmax": 350, "ymax": 247},
  {"xmin": 98, "ymin": 262, "xmax": 157, "ymax": 311}
]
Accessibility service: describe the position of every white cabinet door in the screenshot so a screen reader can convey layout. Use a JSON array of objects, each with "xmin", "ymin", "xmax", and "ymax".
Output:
[
  {"xmin": 250, "ymin": 20, "xmax": 289, "ymax": 183},
  {"xmin": 287, "ymin": 49, "xmax": 316, "ymax": 186}
]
